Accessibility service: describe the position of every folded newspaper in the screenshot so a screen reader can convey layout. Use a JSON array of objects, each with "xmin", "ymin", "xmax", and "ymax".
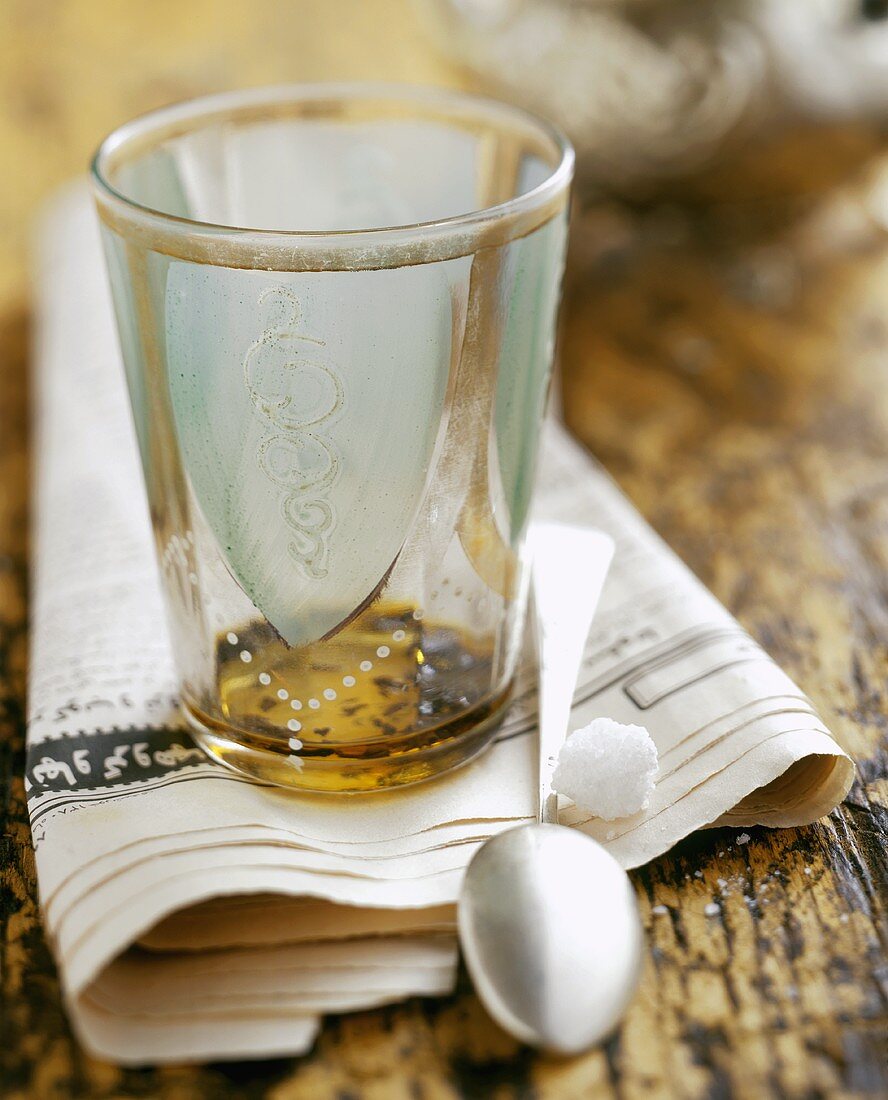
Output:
[{"xmin": 26, "ymin": 187, "xmax": 854, "ymax": 1064}]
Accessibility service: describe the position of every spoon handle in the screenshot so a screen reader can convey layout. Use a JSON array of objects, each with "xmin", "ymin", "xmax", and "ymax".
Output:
[{"xmin": 530, "ymin": 525, "xmax": 614, "ymax": 825}]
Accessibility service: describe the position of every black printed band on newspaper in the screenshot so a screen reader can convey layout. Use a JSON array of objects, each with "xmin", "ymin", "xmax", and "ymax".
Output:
[{"xmin": 25, "ymin": 724, "xmax": 215, "ymax": 802}]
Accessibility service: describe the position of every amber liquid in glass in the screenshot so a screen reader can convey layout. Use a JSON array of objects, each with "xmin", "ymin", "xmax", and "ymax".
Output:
[{"xmin": 183, "ymin": 600, "xmax": 511, "ymax": 792}]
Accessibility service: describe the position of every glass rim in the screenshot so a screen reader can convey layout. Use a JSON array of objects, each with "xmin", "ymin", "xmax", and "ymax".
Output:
[{"xmin": 90, "ymin": 82, "xmax": 574, "ymax": 272}]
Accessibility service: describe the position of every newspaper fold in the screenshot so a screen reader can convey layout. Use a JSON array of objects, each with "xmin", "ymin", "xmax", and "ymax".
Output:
[{"xmin": 26, "ymin": 187, "xmax": 854, "ymax": 1064}]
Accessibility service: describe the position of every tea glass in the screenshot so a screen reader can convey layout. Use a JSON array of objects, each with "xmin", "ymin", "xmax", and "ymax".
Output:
[{"xmin": 91, "ymin": 84, "xmax": 573, "ymax": 792}]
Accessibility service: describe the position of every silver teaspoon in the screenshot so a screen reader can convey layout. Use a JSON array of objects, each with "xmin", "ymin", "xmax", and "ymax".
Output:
[{"xmin": 458, "ymin": 523, "xmax": 644, "ymax": 1055}]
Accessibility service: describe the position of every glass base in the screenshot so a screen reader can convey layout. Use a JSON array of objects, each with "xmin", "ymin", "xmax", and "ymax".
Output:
[{"xmin": 184, "ymin": 685, "xmax": 512, "ymax": 793}]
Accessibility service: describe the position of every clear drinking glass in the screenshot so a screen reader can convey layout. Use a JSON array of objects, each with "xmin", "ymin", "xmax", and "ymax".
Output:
[{"xmin": 91, "ymin": 84, "xmax": 573, "ymax": 792}]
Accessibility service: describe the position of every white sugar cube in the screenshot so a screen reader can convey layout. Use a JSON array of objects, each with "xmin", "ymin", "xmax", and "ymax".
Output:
[{"xmin": 552, "ymin": 717, "xmax": 659, "ymax": 821}]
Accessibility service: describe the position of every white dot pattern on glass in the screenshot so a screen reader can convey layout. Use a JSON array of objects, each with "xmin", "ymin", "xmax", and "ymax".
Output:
[
  {"xmin": 343, "ymin": 675, "xmax": 356, "ymax": 687},
  {"xmin": 412, "ymin": 609, "xmax": 424, "ymax": 620},
  {"xmin": 258, "ymin": 672, "xmax": 271, "ymax": 685},
  {"xmin": 308, "ymin": 698, "xmax": 320, "ymax": 709},
  {"xmin": 287, "ymin": 721, "xmax": 302, "ymax": 735},
  {"xmin": 323, "ymin": 688, "xmax": 336, "ymax": 700},
  {"xmin": 360, "ymin": 660, "xmax": 373, "ymax": 672},
  {"xmin": 239, "ymin": 651, "xmax": 252, "ymax": 663},
  {"xmin": 277, "ymin": 688, "xmax": 289, "ymax": 700},
  {"xmin": 392, "ymin": 629, "xmax": 406, "ymax": 641},
  {"xmin": 227, "ymin": 632, "xmax": 238, "ymax": 645},
  {"xmin": 290, "ymin": 699, "xmax": 302, "ymax": 710},
  {"xmin": 376, "ymin": 645, "xmax": 390, "ymax": 658},
  {"xmin": 161, "ymin": 534, "xmax": 191, "ymax": 573}
]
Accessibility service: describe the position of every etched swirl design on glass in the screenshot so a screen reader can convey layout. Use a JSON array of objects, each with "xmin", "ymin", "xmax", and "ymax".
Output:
[{"xmin": 243, "ymin": 286, "xmax": 344, "ymax": 580}]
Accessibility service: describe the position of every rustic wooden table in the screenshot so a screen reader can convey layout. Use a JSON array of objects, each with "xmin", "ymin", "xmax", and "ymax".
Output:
[{"xmin": 1, "ymin": 3, "xmax": 886, "ymax": 1097}]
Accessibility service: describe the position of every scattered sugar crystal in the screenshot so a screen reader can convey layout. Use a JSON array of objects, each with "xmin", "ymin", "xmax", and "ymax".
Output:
[
  {"xmin": 736, "ymin": 832, "xmax": 751, "ymax": 845},
  {"xmin": 717, "ymin": 878, "xmax": 728, "ymax": 890},
  {"xmin": 840, "ymin": 913, "xmax": 849, "ymax": 923},
  {"xmin": 804, "ymin": 866, "xmax": 812, "ymax": 876},
  {"xmin": 551, "ymin": 718, "xmax": 658, "ymax": 821},
  {"xmin": 704, "ymin": 902, "xmax": 720, "ymax": 917},
  {"xmin": 651, "ymin": 905, "xmax": 669, "ymax": 916},
  {"xmin": 694, "ymin": 870, "xmax": 703, "ymax": 879}
]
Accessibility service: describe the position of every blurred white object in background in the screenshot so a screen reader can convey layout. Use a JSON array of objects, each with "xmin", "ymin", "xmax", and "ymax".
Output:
[
  {"xmin": 762, "ymin": 0, "xmax": 888, "ymax": 118},
  {"xmin": 419, "ymin": 0, "xmax": 888, "ymax": 190}
]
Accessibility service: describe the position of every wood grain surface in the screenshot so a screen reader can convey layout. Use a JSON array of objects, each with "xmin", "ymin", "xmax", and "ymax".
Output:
[{"xmin": 1, "ymin": 2, "xmax": 886, "ymax": 1097}]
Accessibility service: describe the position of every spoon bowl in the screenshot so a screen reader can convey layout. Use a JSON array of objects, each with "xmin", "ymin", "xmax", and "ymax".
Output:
[{"xmin": 458, "ymin": 823, "xmax": 643, "ymax": 1055}]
